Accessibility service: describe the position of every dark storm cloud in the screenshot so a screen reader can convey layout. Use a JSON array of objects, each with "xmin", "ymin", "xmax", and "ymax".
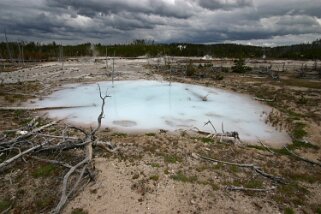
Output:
[
  {"xmin": 48, "ymin": 0, "xmax": 195, "ymax": 19},
  {"xmin": 197, "ymin": 0, "xmax": 253, "ymax": 10},
  {"xmin": 0, "ymin": 0, "xmax": 320, "ymax": 46}
]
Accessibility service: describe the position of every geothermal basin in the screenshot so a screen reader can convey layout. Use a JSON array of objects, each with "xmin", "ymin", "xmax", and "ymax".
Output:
[{"xmin": 27, "ymin": 80, "xmax": 291, "ymax": 145}]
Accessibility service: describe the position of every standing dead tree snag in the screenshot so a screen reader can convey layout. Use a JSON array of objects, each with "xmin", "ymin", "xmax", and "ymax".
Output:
[
  {"xmin": 112, "ymin": 51, "xmax": 115, "ymax": 87},
  {"xmin": 4, "ymin": 31, "xmax": 14, "ymax": 64},
  {"xmin": 53, "ymin": 84, "xmax": 112, "ymax": 213},
  {"xmin": 59, "ymin": 44, "xmax": 64, "ymax": 70}
]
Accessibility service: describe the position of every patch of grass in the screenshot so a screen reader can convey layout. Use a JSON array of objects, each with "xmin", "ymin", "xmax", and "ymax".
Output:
[
  {"xmin": 163, "ymin": 154, "xmax": 182, "ymax": 164},
  {"xmin": 291, "ymin": 122, "xmax": 307, "ymax": 140},
  {"xmin": 229, "ymin": 165, "xmax": 240, "ymax": 174},
  {"xmin": 284, "ymin": 207, "xmax": 295, "ymax": 214},
  {"xmin": 145, "ymin": 132, "xmax": 156, "ymax": 137},
  {"xmin": 244, "ymin": 179, "xmax": 263, "ymax": 189},
  {"xmin": 14, "ymin": 109, "xmax": 24, "ymax": 117},
  {"xmin": 150, "ymin": 163, "xmax": 160, "ymax": 168},
  {"xmin": 149, "ymin": 175, "xmax": 159, "ymax": 181},
  {"xmin": 282, "ymin": 79, "xmax": 321, "ymax": 89},
  {"xmin": 71, "ymin": 208, "xmax": 88, "ymax": 214},
  {"xmin": 195, "ymin": 164, "xmax": 210, "ymax": 172},
  {"xmin": 35, "ymin": 197, "xmax": 54, "ymax": 210},
  {"xmin": 0, "ymin": 199, "xmax": 11, "ymax": 212},
  {"xmin": 270, "ymin": 121, "xmax": 316, "ymax": 156},
  {"xmin": 164, "ymin": 168, "xmax": 170, "ymax": 175},
  {"xmin": 247, "ymin": 145, "xmax": 265, "ymax": 151},
  {"xmin": 286, "ymin": 140, "xmax": 319, "ymax": 151},
  {"xmin": 283, "ymin": 170, "xmax": 321, "ymax": 184},
  {"xmin": 171, "ymin": 171, "xmax": 197, "ymax": 183},
  {"xmin": 198, "ymin": 180, "xmax": 220, "ymax": 191},
  {"xmin": 274, "ymin": 182, "xmax": 309, "ymax": 205},
  {"xmin": 210, "ymin": 183, "xmax": 220, "ymax": 191},
  {"xmin": 273, "ymin": 147, "xmax": 291, "ymax": 156},
  {"xmin": 285, "ymin": 110, "xmax": 302, "ymax": 120},
  {"xmin": 32, "ymin": 164, "xmax": 56, "ymax": 178},
  {"xmin": 212, "ymin": 163, "xmax": 224, "ymax": 170}
]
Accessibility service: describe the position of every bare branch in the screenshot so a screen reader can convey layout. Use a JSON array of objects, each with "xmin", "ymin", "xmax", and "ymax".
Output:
[
  {"xmin": 0, "ymin": 142, "xmax": 48, "ymax": 170},
  {"xmin": 204, "ymin": 120, "xmax": 217, "ymax": 133},
  {"xmin": 53, "ymin": 157, "xmax": 89, "ymax": 214},
  {"xmin": 257, "ymin": 139, "xmax": 275, "ymax": 155},
  {"xmin": 284, "ymin": 147, "xmax": 321, "ymax": 167},
  {"xmin": 192, "ymin": 153, "xmax": 286, "ymax": 184},
  {"xmin": 226, "ymin": 186, "xmax": 276, "ymax": 192}
]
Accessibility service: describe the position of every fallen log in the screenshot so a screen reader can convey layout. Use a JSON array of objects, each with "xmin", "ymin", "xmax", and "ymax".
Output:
[{"xmin": 0, "ymin": 104, "xmax": 96, "ymax": 111}]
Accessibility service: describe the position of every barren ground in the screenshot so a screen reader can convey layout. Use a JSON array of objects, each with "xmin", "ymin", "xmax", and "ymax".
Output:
[{"xmin": 0, "ymin": 57, "xmax": 320, "ymax": 214}]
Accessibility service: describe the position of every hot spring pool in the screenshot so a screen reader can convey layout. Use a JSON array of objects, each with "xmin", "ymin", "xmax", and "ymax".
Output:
[{"xmin": 27, "ymin": 80, "xmax": 290, "ymax": 144}]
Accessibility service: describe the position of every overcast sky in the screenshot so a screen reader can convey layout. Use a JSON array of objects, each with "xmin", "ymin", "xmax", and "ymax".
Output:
[{"xmin": 0, "ymin": 0, "xmax": 320, "ymax": 46}]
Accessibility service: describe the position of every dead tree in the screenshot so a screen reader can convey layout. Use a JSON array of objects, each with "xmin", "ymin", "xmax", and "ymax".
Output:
[
  {"xmin": 59, "ymin": 44, "xmax": 64, "ymax": 70},
  {"xmin": 105, "ymin": 47, "xmax": 108, "ymax": 72},
  {"xmin": 297, "ymin": 63, "xmax": 306, "ymax": 78},
  {"xmin": 112, "ymin": 51, "xmax": 115, "ymax": 87},
  {"xmin": 17, "ymin": 42, "xmax": 22, "ymax": 65},
  {"xmin": 4, "ymin": 31, "xmax": 14, "ymax": 64},
  {"xmin": 21, "ymin": 42, "xmax": 25, "ymax": 65},
  {"xmin": 0, "ymin": 85, "xmax": 116, "ymax": 213},
  {"xmin": 0, "ymin": 52, "xmax": 4, "ymax": 71},
  {"xmin": 282, "ymin": 62, "xmax": 286, "ymax": 72}
]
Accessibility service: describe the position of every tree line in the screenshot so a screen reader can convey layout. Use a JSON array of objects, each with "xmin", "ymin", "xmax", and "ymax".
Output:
[{"xmin": 0, "ymin": 39, "xmax": 320, "ymax": 61}]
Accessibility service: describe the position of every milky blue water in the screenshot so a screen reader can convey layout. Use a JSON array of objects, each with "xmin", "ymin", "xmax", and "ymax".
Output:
[{"xmin": 27, "ymin": 80, "xmax": 290, "ymax": 144}]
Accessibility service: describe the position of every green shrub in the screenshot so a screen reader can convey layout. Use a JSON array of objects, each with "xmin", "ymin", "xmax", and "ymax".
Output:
[
  {"xmin": 171, "ymin": 171, "xmax": 197, "ymax": 183},
  {"xmin": 231, "ymin": 58, "xmax": 251, "ymax": 73},
  {"xmin": 32, "ymin": 164, "xmax": 56, "ymax": 178}
]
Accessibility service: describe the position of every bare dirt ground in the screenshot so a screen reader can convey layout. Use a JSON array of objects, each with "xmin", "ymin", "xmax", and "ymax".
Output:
[{"xmin": 0, "ymin": 57, "xmax": 320, "ymax": 214}]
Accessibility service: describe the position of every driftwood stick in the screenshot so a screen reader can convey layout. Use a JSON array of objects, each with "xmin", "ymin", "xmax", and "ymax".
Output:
[
  {"xmin": 53, "ymin": 157, "xmax": 89, "ymax": 214},
  {"xmin": 67, "ymin": 165, "xmax": 88, "ymax": 197},
  {"xmin": 192, "ymin": 153, "xmax": 286, "ymax": 184},
  {"xmin": 29, "ymin": 156, "xmax": 73, "ymax": 168},
  {"xmin": 254, "ymin": 95, "xmax": 276, "ymax": 102},
  {"xmin": 94, "ymin": 141, "xmax": 118, "ymax": 153},
  {"xmin": 204, "ymin": 120, "xmax": 217, "ymax": 133},
  {"xmin": 0, "ymin": 142, "xmax": 48, "ymax": 169},
  {"xmin": 258, "ymin": 139, "xmax": 275, "ymax": 155},
  {"xmin": 284, "ymin": 147, "xmax": 321, "ymax": 167},
  {"xmin": 1, "ymin": 121, "xmax": 57, "ymax": 146},
  {"xmin": 226, "ymin": 186, "xmax": 276, "ymax": 192},
  {"xmin": 36, "ymin": 134, "xmax": 78, "ymax": 140}
]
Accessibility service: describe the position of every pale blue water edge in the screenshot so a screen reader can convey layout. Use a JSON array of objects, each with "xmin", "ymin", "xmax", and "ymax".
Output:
[{"xmin": 26, "ymin": 80, "xmax": 290, "ymax": 144}]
